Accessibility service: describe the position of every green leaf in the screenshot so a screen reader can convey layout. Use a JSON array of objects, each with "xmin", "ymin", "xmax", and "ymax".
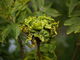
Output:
[
  {"xmin": 10, "ymin": 24, "xmax": 21, "ymax": 39},
  {"xmin": 1, "ymin": 24, "xmax": 21, "ymax": 41},
  {"xmin": 42, "ymin": 56, "xmax": 51, "ymax": 60},
  {"xmin": 71, "ymin": 10, "xmax": 80, "ymax": 17},
  {"xmin": 70, "ymin": 2, "xmax": 80, "ymax": 17},
  {"xmin": 1, "ymin": 25, "xmax": 10, "ymax": 41},
  {"xmin": 67, "ymin": 25, "xmax": 80, "ymax": 34},
  {"xmin": 64, "ymin": 17, "xmax": 80, "ymax": 26},
  {"xmin": 44, "ymin": 8, "xmax": 61, "ymax": 17},
  {"xmin": 64, "ymin": 17, "xmax": 80, "ymax": 34},
  {"xmin": 31, "ymin": 0, "xmax": 38, "ymax": 12},
  {"xmin": 67, "ymin": 0, "xmax": 79, "ymax": 17},
  {"xmin": 37, "ymin": 0, "xmax": 44, "ymax": 9}
]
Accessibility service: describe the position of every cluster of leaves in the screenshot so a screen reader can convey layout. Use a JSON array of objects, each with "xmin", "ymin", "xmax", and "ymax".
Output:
[
  {"xmin": 27, "ymin": 0, "xmax": 61, "ymax": 17},
  {"xmin": 0, "ymin": 0, "xmax": 31, "ymax": 42},
  {"xmin": 64, "ymin": 0, "xmax": 80, "ymax": 34},
  {"xmin": 0, "ymin": 0, "xmax": 31, "ymax": 60},
  {"xmin": 22, "ymin": 15, "xmax": 58, "ymax": 42}
]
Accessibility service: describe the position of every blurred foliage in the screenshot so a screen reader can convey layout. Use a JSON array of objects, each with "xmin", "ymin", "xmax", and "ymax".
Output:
[{"xmin": 0, "ymin": 0, "xmax": 80, "ymax": 60}]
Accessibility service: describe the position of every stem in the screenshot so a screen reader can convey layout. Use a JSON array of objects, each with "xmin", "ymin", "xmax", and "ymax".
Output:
[
  {"xmin": 53, "ymin": 51, "xmax": 57, "ymax": 60},
  {"xmin": 18, "ymin": 35, "xmax": 24, "ymax": 60},
  {"xmin": 35, "ymin": 37, "xmax": 41, "ymax": 60},
  {"xmin": 72, "ymin": 46, "xmax": 77, "ymax": 60},
  {"xmin": 37, "ymin": 42, "xmax": 41, "ymax": 60}
]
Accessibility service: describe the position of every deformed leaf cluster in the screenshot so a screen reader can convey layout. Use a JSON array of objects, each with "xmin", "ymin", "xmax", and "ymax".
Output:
[{"xmin": 22, "ymin": 15, "xmax": 58, "ymax": 42}]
